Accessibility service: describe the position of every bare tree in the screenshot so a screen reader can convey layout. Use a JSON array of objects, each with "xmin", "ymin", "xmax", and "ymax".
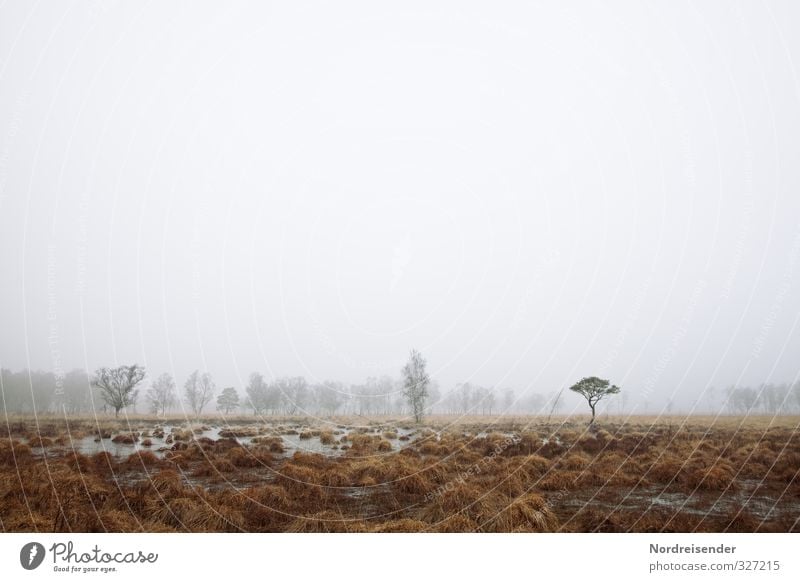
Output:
[
  {"xmin": 502, "ymin": 388, "xmax": 515, "ymax": 415},
  {"xmin": 314, "ymin": 380, "xmax": 345, "ymax": 415},
  {"xmin": 92, "ymin": 364, "xmax": 146, "ymax": 418},
  {"xmin": 425, "ymin": 380, "xmax": 441, "ymax": 415},
  {"xmin": 244, "ymin": 372, "xmax": 268, "ymax": 415},
  {"xmin": 184, "ymin": 370, "xmax": 216, "ymax": 416},
  {"xmin": 402, "ymin": 349, "xmax": 430, "ymax": 423},
  {"xmin": 278, "ymin": 376, "xmax": 309, "ymax": 415},
  {"xmin": 145, "ymin": 372, "xmax": 176, "ymax": 417},
  {"xmin": 485, "ymin": 388, "xmax": 496, "ymax": 415},
  {"xmin": 725, "ymin": 385, "xmax": 758, "ymax": 414},
  {"xmin": 60, "ymin": 369, "xmax": 92, "ymax": 414},
  {"xmin": 794, "ymin": 382, "xmax": 800, "ymax": 412},
  {"xmin": 568, "ymin": 376, "xmax": 620, "ymax": 425}
]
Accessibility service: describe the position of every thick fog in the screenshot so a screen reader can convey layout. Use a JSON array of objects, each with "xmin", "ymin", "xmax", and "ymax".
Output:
[{"xmin": 1, "ymin": 1, "xmax": 799, "ymax": 415}]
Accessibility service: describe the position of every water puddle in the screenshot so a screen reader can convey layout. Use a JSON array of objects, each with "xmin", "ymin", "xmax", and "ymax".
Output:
[{"xmin": 26, "ymin": 422, "xmax": 420, "ymax": 460}]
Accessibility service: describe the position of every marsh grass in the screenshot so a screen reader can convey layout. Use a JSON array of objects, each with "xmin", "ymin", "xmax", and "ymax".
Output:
[{"xmin": 0, "ymin": 415, "xmax": 797, "ymax": 532}]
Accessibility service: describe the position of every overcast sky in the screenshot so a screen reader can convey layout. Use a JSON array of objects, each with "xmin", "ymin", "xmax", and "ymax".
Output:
[{"xmin": 1, "ymin": 1, "xmax": 799, "ymax": 411}]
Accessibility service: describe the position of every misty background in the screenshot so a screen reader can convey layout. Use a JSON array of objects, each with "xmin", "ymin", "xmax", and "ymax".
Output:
[{"xmin": 1, "ymin": 1, "xmax": 800, "ymax": 417}]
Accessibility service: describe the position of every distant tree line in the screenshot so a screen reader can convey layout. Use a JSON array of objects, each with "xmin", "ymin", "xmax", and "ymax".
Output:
[
  {"xmin": 0, "ymin": 369, "xmax": 94, "ymax": 414},
  {"xmin": 2, "ymin": 365, "xmax": 798, "ymax": 418},
  {"xmin": 0, "ymin": 366, "xmax": 559, "ymax": 417},
  {"xmin": 723, "ymin": 383, "xmax": 800, "ymax": 415},
  {"xmin": 0, "ymin": 366, "xmax": 219, "ymax": 418}
]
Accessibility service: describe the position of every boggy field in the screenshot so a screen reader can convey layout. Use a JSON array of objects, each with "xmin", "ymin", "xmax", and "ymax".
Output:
[{"xmin": 1, "ymin": 415, "xmax": 798, "ymax": 533}]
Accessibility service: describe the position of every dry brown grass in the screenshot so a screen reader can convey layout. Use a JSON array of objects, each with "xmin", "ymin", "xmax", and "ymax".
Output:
[
  {"xmin": 170, "ymin": 428, "xmax": 193, "ymax": 441},
  {"xmin": 0, "ymin": 439, "xmax": 31, "ymax": 464},
  {"xmin": 319, "ymin": 466, "xmax": 351, "ymax": 487},
  {"xmin": 683, "ymin": 461, "xmax": 737, "ymax": 491},
  {"xmin": 428, "ymin": 513, "xmax": 478, "ymax": 532},
  {"xmin": 504, "ymin": 454, "xmax": 551, "ymax": 479},
  {"xmin": 344, "ymin": 433, "xmax": 388, "ymax": 454},
  {"xmin": 481, "ymin": 493, "xmax": 560, "ymax": 532},
  {"xmin": 647, "ymin": 455, "xmax": 685, "ymax": 484},
  {"xmin": 0, "ymin": 415, "xmax": 798, "ymax": 532},
  {"xmin": 557, "ymin": 452, "xmax": 592, "ymax": 471},
  {"xmin": 371, "ymin": 518, "xmax": 429, "ymax": 532},
  {"xmin": 111, "ymin": 432, "xmax": 139, "ymax": 444},
  {"xmin": 251, "ymin": 435, "xmax": 285, "ymax": 453},
  {"xmin": 218, "ymin": 427, "xmax": 260, "ymax": 438},
  {"xmin": 286, "ymin": 511, "xmax": 369, "ymax": 533},
  {"xmin": 537, "ymin": 471, "xmax": 579, "ymax": 491},
  {"xmin": 226, "ymin": 446, "xmax": 272, "ymax": 468},
  {"xmin": 28, "ymin": 435, "xmax": 54, "ymax": 448},
  {"xmin": 148, "ymin": 496, "xmax": 244, "ymax": 532},
  {"xmin": 125, "ymin": 450, "xmax": 161, "ymax": 466}
]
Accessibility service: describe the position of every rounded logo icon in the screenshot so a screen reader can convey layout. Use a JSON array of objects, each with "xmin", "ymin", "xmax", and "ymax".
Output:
[{"xmin": 20, "ymin": 542, "xmax": 45, "ymax": 570}]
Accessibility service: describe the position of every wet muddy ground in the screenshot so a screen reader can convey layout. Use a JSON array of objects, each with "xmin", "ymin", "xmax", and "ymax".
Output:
[{"xmin": 2, "ymin": 416, "xmax": 798, "ymax": 532}]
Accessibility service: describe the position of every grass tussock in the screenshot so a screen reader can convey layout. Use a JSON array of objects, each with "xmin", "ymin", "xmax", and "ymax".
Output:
[
  {"xmin": 28, "ymin": 435, "xmax": 54, "ymax": 448},
  {"xmin": 218, "ymin": 427, "xmax": 260, "ymax": 438},
  {"xmin": 227, "ymin": 446, "xmax": 272, "ymax": 468},
  {"xmin": 286, "ymin": 511, "xmax": 369, "ymax": 533},
  {"xmin": 251, "ymin": 435, "xmax": 284, "ymax": 453},
  {"xmin": 111, "ymin": 432, "xmax": 139, "ymax": 444},
  {"xmin": 170, "ymin": 428, "xmax": 194, "ymax": 441},
  {"xmin": 481, "ymin": 493, "xmax": 560, "ymax": 532},
  {"xmin": 125, "ymin": 450, "xmax": 161, "ymax": 466},
  {"xmin": 683, "ymin": 462, "xmax": 737, "ymax": 491},
  {"xmin": 428, "ymin": 513, "xmax": 478, "ymax": 533},
  {"xmin": 371, "ymin": 518, "xmax": 429, "ymax": 532},
  {"xmin": 0, "ymin": 439, "xmax": 32, "ymax": 463},
  {"xmin": 536, "ymin": 470, "xmax": 579, "ymax": 491}
]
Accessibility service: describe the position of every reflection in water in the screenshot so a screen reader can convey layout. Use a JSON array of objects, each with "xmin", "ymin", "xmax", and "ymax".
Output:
[{"xmin": 31, "ymin": 423, "xmax": 420, "ymax": 460}]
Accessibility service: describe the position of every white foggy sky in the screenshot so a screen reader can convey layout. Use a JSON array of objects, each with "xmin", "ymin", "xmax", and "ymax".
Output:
[{"xmin": 1, "ymin": 1, "xmax": 799, "ymax": 410}]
